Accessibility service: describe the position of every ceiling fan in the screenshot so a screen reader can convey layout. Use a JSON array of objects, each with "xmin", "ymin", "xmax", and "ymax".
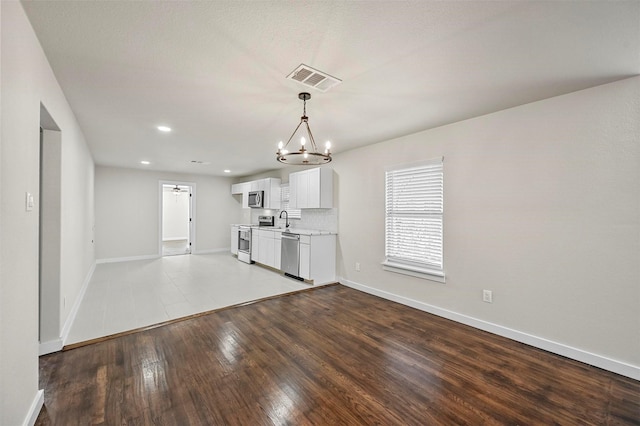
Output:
[
  {"xmin": 172, "ymin": 185, "xmax": 190, "ymax": 194},
  {"xmin": 164, "ymin": 184, "xmax": 189, "ymax": 195}
]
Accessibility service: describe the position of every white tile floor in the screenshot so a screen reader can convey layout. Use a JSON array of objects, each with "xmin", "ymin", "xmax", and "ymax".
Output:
[
  {"xmin": 162, "ymin": 239, "xmax": 191, "ymax": 256},
  {"xmin": 66, "ymin": 252, "xmax": 311, "ymax": 345}
]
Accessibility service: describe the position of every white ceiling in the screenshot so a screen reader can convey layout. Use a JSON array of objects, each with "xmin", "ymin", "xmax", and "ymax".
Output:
[{"xmin": 22, "ymin": 1, "xmax": 640, "ymax": 177}]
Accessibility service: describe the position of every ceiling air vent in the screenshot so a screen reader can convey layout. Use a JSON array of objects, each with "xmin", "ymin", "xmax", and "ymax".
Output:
[{"xmin": 287, "ymin": 64, "xmax": 341, "ymax": 92}]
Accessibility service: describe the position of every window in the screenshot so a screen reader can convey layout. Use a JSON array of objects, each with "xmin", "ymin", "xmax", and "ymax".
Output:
[
  {"xmin": 280, "ymin": 184, "xmax": 301, "ymax": 219},
  {"xmin": 383, "ymin": 158, "xmax": 444, "ymax": 282}
]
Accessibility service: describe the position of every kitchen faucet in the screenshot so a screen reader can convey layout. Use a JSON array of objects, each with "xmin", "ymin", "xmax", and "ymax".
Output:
[{"xmin": 279, "ymin": 210, "xmax": 290, "ymax": 228}]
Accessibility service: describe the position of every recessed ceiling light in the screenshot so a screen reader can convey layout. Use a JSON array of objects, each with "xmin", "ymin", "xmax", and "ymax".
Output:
[
  {"xmin": 157, "ymin": 126, "xmax": 171, "ymax": 132},
  {"xmin": 224, "ymin": 169, "xmax": 231, "ymax": 173},
  {"xmin": 140, "ymin": 160, "xmax": 150, "ymax": 165}
]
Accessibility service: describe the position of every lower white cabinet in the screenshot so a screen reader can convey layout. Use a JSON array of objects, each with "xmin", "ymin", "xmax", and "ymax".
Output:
[
  {"xmin": 299, "ymin": 241, "xmax": 311, "ymax": 279},
  {"xmin": 259, "ymin": 232, "xmax": 274, "ymax": 267},
  {"xmin": 252, "ymin": 229, "xmax": 280, "ymax": 269},
  {"xmin": 251, "ymin": 230, "xmax": 260, "ymax": 262},
  {"xmin": 298, "ymin": 234, "xmax": 336, "ymax": 284},
  {"xmin": 250, "ymin": 228, "xmax": 336, "ymax": 284},
  {"xmin": 274, "ymin": 233, "xmax": 282, "ymax": 270},
  {"xmin": 230, "ymin": 225, "xmax": 239, "ymax": 255}
]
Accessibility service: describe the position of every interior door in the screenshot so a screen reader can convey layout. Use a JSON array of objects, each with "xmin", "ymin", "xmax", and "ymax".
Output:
[{"xmin": 161, "ymin": 183, "xmax": 193, "ymax": 256}]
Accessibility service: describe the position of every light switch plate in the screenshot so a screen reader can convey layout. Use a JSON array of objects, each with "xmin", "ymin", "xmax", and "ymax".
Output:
[{"xmin": 26, "ymin": 192, "xmax": 34, "ymax": 212}]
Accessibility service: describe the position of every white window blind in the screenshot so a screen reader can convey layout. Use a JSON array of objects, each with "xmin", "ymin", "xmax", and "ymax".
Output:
[
  {"xmin": 383, "ymin": 158, "xmax": 444, "ymax": 281},
  {"xmin": 280, "ymin": 184, "xmax": 301, "ymax": 219}
]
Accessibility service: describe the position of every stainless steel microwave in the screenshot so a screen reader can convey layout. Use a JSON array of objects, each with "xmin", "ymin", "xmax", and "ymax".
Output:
[{"xmin": 248, "ymin": 190, "xmax": 263, "ymax": 208}]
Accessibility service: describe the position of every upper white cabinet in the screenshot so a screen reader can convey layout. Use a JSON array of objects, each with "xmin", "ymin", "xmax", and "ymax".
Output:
[
  {"xmin": 261, "ymin": 178, "xmax": 282, "ymax": 210},
  {"xmin": 230, "ymin": 183, "xmax": 245, "ymax": 195},
  {"xmin": 289, "ymin": 167, "xmax": 333, "ymax": 209},
  {"xmin": 231, "ymin": 178, "xmax": 281, "ymax": 209}
]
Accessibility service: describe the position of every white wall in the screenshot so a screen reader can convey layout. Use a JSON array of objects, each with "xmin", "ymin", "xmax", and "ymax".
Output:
[
  {"xmin": 162, "ymin": 188, "xmax": 190, "ymax": 240},
  {"xmin": 0, "ymin": 2, "xmax": 95, "ymax": 425},
  {"xmin": 95, "ymin": 166, "xmax": 239, "ymax": 260},
  {"xmin": 332, "ymin": 77, "xmax": 639, "ymax": 378}
]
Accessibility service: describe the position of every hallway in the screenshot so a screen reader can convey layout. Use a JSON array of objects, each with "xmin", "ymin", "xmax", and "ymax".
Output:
[{"xmin": 66, "ymin": 253, "xmax": 310, "ymax": 345}]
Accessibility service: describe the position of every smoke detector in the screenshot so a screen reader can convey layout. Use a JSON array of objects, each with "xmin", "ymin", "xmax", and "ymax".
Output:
[{"xmin": 287, "ymin": 64, "xmax": 341, "ymax": 92}]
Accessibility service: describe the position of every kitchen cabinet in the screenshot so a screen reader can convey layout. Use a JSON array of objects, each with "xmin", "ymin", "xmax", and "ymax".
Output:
[
  {"xmin": 231, "ymin": 182, "xmax": 249, "ymax": 209},
  {"xmin": 230, "ymin": 225, "xmax": 239, "ymax": 255},
  {"xmin": 231, "ymin": 178, "xmax": 281, "ymax": 209},
  {"xmin": 251, "ymin": 230, "xmax": 260, "ymax": 262},
  {"xmin": 252, "ymin": 228, "xmax": 281, "ymax": 269},
  {"xmin": 261, "ymin": 178, "xmax": 282, "ymax": 210},
  {"xmin": 299, "ymin": 240, "xmax": 311, "ymax": 279},
  {"xmin": 289, "ymin": 167, "xmax": 333, "ymax": 209},
  {"xmin": 259, "ymin": 231, "xmax": 275, "ymax": 267},
  {"xmin": 298, "ymin": 234, "xmax": 336, "ymax": 284},
  {"xmin": 230, "ymin": 183, "xmax": 245, "ymax": 195},
  {"xmin": 274, "ymin": 233, "xmax": 282, "ymax": 270}
]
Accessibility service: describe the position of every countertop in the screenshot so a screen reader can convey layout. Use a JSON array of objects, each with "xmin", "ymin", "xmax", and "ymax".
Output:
[
  {"xmin": 252, "ymin": 226, "xmax": 337, "ymax": 236},
  {"xmin": 231, "ymin": 224, "xmax": 336, "ymax": 235}
]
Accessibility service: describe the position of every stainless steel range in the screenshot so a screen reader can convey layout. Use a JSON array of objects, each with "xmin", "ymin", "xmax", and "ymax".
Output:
[{"xmin": 237, "ymin": 226, "xmax": 253, "ymax": 264}]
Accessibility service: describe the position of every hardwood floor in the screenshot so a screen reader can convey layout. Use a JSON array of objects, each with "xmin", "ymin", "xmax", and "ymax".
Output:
[{"xmin": 36, "ymin": 284, "xmax": 639, "ymax": 425}]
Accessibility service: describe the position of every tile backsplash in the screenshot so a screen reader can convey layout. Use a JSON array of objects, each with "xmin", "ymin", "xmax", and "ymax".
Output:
[
  {"xmin": 290, "ymin": 208, "xmax": 338, "ymax": 233},
  {"xmin": 249, "ymin": 208, "xmax": 338, "ymax": 233}
]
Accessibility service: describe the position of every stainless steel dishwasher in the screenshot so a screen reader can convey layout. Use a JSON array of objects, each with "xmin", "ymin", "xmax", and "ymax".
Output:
[{"xmin": 281, "ymin": 232, "xmax": 302, "ymax": 280}]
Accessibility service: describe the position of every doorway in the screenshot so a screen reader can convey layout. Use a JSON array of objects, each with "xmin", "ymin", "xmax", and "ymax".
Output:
[
  {"xmin": 39, "ymin": 104, "xmax": 62, "ymax": 349},
  {"xmin": 160, "ymin": 182, "xmax": 194, "ymax": 256}
]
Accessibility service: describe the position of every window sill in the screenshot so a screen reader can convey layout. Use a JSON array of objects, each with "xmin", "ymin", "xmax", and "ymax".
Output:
[{"xmin": 382, "ymin": 261, "xmax": 445, "ymax": 284}]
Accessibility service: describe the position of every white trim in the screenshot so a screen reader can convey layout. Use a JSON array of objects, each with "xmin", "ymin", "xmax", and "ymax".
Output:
[
  {"xmin": 23, "ymin": 389, "xmax": 44, "ymax": 426},
  {"xmin": 39, "ymin": 338, "xmax": 63, "ymax": 356},
  {"xmin": 162, "ymin": 237, "xmax": 188, "ymax": 242},
  {"xmin": 382, "ymin": 261, "xmax": 445, "ymax": 283},
  {"xmin": 40, "ymin": 262, "xmax": 96, "ymax": 355},
  {"xmin": 193, "ymin": 248, "xmax": 229, "ymax": 255},
  {"xmin": 96, "ymin": 254, "xmax": 160, "ymax": 264},
  {"xmin": 159, "ymin": 180, "xmax": 196, "ymax": 256},
  {"xmin": 59, "ymin": 261, "xmax": 96, "ymax": 348},
  {"xmin": 337, "ymin": 276, "xmax": 640, "ymax": 381},
  {"xmin": 384, "ymin": 156, "xmax": 444, "ymax": 172}
]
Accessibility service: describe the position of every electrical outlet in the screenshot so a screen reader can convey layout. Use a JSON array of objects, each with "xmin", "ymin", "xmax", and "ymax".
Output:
[
  {"xmin": 482, "ymin": 290, "xmax": 493, "ymax": 303},
  {"xmin": 355, "ymin": 262, "xmax": 360, "ymax": 272}
]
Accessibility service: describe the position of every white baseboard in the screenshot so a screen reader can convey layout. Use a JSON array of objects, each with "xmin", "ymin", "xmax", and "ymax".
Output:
[
  {"xmin": 38, "ymin": 338, "xmax": 63, "ymax": 356},
  {"xmin": 162, "ymin": 237, "xmax": 188, "ymax": 242},
  {"xmin": 96, "ymin": 254, "xmax": 160, "ymax": 264},
  {"xmin": 337, "ymin": 276, "xmax": 640, "ymax": 381},
  {"xmin": 58, "ymin": 262, "xmax": 95, "ymax": 349},
  {"xmin": 38, "ymin": 262, "xmax": 96, "ymax": 355},
  {"xmin": 23, "ymin": 389, "xmax": 44, "ymax": 426}
]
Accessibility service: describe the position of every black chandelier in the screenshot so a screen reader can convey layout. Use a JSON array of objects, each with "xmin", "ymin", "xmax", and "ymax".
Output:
[{"xmin": 276, "ymin": 92, "xmax": 332, "ymax": 165}]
